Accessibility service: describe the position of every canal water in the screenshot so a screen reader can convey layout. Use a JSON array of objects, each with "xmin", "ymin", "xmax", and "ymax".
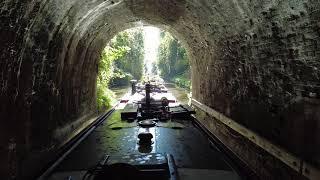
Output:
[
  {"xmin": 165, "ymin": 83, "xmax": 190, "ymax": 105},
  {"xmin": 110, "ymin": 86, "xmax": 130, "ymax": 105}
]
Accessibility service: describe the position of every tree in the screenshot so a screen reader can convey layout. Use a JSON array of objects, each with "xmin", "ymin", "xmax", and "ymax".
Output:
[
  {"xmin": 157, "ymin": 31, "xmax": 190, "ymax": 89},
  {"xmin": 97, "ymin": 46, "xmax": 128, "ymax": 110},
  {"xmin": 151, "ymin": 62, "xmax": 158, "ymax": 75},
  {"xmin": 111, "ymin": 28, "xmax": 144, "ymax": 82},
  {"xmin": 97, "ymin": 28, "xmax": 145, "ymax": 110}
]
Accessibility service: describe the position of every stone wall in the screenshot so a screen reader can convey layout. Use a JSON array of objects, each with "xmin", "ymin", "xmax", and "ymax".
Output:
[
  {"xmin": 191, "ymin": 0, "xmax": 320, "ymax": 167},
  {"xmin": 0, "ymin": 0, "xmax": 320, "ymax": 179}
]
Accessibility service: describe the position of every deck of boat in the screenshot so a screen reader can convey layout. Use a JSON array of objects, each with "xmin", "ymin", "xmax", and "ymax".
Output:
[{"xmin": 47, "ymin": 105, "xmax": 241, "ymax": 180}]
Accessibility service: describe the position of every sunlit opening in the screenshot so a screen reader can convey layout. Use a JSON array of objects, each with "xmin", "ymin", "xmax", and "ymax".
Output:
[
  {"xmin": 97, "ymin": 27, "xmax": 190, "ymax": 111},
  {"xmin": 143, "ymin": 26, "xmax": 161, "ymax": 75}
]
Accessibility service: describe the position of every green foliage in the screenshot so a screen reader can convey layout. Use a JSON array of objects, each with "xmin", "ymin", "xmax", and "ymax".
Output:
[
  {"xmin": 157, "ymin": 31, "xmax": 190, "ymax": 89},
  {"xmin": 151, "ymin": 62, "xmax": 158, "ymax": 75},
  {"xmin": 96, "ymin": 83, "xmax": 116, "ymax": 110},
  {"xmin": 97, "ymin": 28, "xmax": 144, "ymax": 111},
  {"xmin": 98, "ymin": 46, "xmax": 129, "ymax": 87},
  {"xmin": 112, "ymin": 29, "xmax": 144, "ymax": 82},
  {"xmin": 97, "ymin": 46, "xmax": 127, "ymax": 111},
  {"xmin": 174, "ymin": 76, "xmax": 191, "ymax": 90},
  {"xmin": 110, "ymin": 69, "xmax": 133, "ymax": 87}
]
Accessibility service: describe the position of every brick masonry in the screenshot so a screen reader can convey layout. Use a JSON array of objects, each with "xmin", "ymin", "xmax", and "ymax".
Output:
[{"xmin": 0, "ymin": 0, "xmax": 320, "ymax": 179}]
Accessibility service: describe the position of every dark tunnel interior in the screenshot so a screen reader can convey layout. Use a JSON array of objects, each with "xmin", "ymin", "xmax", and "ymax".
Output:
[{"xmin": 0, "ymin": 0, "xmax": 320, "ymax": 179}]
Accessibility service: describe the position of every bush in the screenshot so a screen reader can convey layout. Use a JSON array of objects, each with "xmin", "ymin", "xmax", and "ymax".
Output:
[
  {"xmin": 96, "ymin": 83, "xmax": 116, "ymax": 111},
  {"xmin": 174, "ymin": 76, "xmax": 191, "ymax": 90},
  {"xmin": 96, "ymin": 28, "xmax": 144, "ymax": 111},
  {"xmin": 110, "ymin": 69, "xmax": 133, "ymax": 87}
]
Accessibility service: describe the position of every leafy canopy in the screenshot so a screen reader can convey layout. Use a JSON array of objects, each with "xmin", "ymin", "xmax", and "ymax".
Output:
[
  {"xmin": 97, "ymin": 28, "xmax": 144, "ymax": 111},
  {"xmin": 157, "ymin": 31, "xmax": 191, "ymax": 89}
]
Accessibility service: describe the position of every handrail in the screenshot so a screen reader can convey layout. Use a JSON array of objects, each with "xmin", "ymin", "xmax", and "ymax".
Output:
[{"xmin": 191, "ymin": 98, "xmax": 320, "ymax": 180}]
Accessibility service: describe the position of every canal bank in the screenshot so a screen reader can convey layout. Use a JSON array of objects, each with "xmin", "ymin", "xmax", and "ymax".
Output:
[{"xmin": 165, "ymin": 83, "xmax": 190, "ymax": 105}]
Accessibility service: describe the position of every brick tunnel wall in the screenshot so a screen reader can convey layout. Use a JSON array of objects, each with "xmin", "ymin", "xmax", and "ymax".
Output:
[
  {"xmin": 192, "ymin": 0, "xmax": 320, "ymax": 168},
  {"xmin": 0, "ymin": 0, "xmax": 320, "ymax": 179}
]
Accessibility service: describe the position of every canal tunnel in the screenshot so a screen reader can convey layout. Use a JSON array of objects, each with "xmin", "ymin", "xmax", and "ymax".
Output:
[{"xmin": 1, "ymin": 0, "xmax": 320, "ymax": 179}]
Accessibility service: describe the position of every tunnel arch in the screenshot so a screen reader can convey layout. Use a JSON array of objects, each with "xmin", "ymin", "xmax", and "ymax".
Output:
[
  {"xmin": 1, "ymin": 0, "xmax": 320, "ymax": 179},
  {"xmin": 22, "ymin": 0, "xmax": 209, "ymax": 132}
]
